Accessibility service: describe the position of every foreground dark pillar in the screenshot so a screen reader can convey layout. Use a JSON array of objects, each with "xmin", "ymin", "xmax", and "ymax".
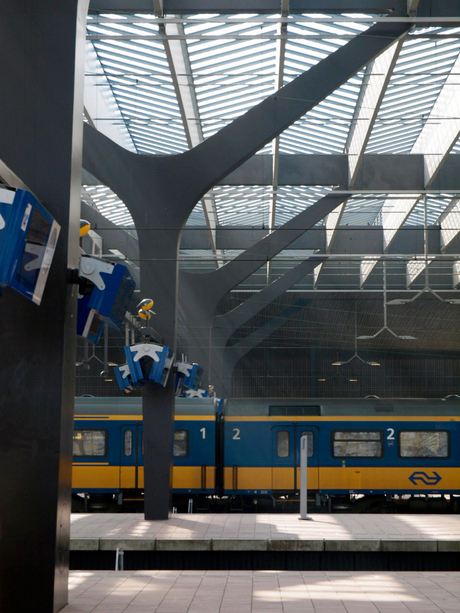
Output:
[{"xmin": 0, "ymin": 1, "xmax": 88, "ymax": 611}]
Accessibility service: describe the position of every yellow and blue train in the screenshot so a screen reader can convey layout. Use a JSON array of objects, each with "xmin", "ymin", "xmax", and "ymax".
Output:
[{"xmin": 73, "ymin": 396, "xmax": 460, "ymax": 512}]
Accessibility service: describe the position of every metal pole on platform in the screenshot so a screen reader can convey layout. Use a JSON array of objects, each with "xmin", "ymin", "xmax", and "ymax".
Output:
[{"xmin": 300, "ymin": 434, "xmax": 313, "ymax": 520}]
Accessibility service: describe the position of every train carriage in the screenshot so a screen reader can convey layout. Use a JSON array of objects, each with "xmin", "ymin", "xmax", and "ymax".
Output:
[
  {"xmin": 73, "ymin": 396, "xmax": 218, "ymax": 510},
  {"xmin": 72, "ymin": 396, "xmax": 460, "ymax": 512},
  {"xmin": 222, "ymin": 398, "xmax": 460, "ymax": 510}
]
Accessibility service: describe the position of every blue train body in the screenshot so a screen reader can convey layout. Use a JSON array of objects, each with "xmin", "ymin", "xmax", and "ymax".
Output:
[{"xmin": 72, "ymin": 396, "xmax": 460, "ymax": 512}]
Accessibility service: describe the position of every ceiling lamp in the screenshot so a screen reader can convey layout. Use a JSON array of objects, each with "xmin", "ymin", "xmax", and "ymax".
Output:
[
  {"xmin": 357, "ymin": 262, "xmax": 417, "ymax": 341},
  {"xmin": 332, "ymin": 304, "xmax": 381, "ymax": 366}
]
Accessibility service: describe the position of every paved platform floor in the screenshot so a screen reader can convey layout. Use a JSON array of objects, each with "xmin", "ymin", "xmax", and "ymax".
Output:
[
  {"xmin": 70, "ymin": 513, "xmax": 460, "ymax": 552},
  {"xmin": 63, "ymin": 570, "xmax": 460, "ymax": 613}
]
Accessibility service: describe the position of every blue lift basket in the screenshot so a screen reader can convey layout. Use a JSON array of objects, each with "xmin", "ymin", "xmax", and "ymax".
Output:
[{"xmin": 0, "ymin": 186, "xmax": 60, "ymax": 305}]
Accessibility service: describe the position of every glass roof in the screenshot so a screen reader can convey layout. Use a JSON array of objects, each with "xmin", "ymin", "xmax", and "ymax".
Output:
[{"xmin": 83, "ymin": 10, "xmax": 460, "ymax": 281}]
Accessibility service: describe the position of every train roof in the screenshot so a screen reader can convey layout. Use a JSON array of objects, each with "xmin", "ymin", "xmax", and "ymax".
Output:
[
  {"xmin": 74, "ymin": 396, "xmax": 218, "ymax": 416},
  {"xmin": 224, "ymin": 397, "xmax": 460, "ymax": 416},
  {"xmin": 74, "ymin": 396, "xmax": 460, "ymax": 417}
]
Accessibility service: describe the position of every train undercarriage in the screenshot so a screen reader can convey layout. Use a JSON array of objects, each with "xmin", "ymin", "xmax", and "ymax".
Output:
[{"xmin": 72, "ymin": 491, "xmax": 460, "ymax": 514}]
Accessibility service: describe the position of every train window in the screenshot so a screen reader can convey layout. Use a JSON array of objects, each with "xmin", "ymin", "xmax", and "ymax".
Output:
[
  {"xmin": 332, "ymin": 430, "xmax": 383, "ymax": 458},
  {"xmin": 300, "ymin": 431, "xmax": 314, "ymax": 457},
  {"xmin": 173, "ymin": 429, "xmax": 189, "ymax": 458},
  {"xmin": 73, "ymin": 429, "xmax": 107, "ymax": 457},
  {"xmin": 399, "ymin": 430, "xmax": 449, "ymax": 458},
  {"xmin": 277, "ymin": 430, "xmax": 290, "ymax": 458},
  {"xmin": 123, "ymin": 430, "xmax": 133, "ymax": 457}
]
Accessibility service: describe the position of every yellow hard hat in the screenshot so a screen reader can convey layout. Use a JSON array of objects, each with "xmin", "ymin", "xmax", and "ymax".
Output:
[
  {"xmin": 79, "ymin": 219, "xmax": 90, "ymax": 238},
  {"xmin": 137, "ymin": 298, "xmax": 154, "ymax": 311},
  {"xmin": 138, "ymin": 309, "xmax": 155, "ymax": 321}
]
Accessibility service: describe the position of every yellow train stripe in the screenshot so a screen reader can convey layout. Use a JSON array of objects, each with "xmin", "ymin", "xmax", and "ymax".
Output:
[
  {"xmin": 223, "ymin": 466, "xmax": 319, "ymax": 491},
  {"xmin": 75, "ymin": 415, "xmax": 215, "ymax": 421},
  {"xmin": 224, "ymin": 416, "xmax": 460, "ymax": 422},
  {"xmin": 222, "ymin": 465, "xmax": 459, "ymax": 492},
  {"xmin": 72, "ymin": 466, "xmax": 120, "ymax": 489},
  {"xmin": 319, "ymin": 466, "xmax": 460, "ymax": 490},
  {"xmin": 173, "ymin": 466, "xmax": 216, "ymax": 489},
  {"xmin": 120, "ymin": 466, "xmax": 137, "ymax": 489},
  {"xmin": 75, "ymin": 415, "xmax": 142, "ymax": 421},
  {"xmin": 174, "ymin": 416, "xmax": 215, "ymax": 421},
  {"xmin": 73, "ymin": 465, "xmax": 216, "ymax": 490}
]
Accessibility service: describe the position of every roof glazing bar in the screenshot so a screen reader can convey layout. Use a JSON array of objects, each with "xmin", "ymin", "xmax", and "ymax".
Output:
[
  {"xmin": 267, "ymin": 0, "xmax": 289, "ymax": 284},
  {"xmin": 162, "ymin": 18, "xmax": 221, "ymax": 263}
]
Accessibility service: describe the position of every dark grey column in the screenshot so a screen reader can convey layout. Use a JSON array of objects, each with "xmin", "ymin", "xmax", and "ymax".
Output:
[
  {"xmin": 83, "ymin": 20, "xmax": 411, "ymax": 519},
  {"xmin": 0, "ymin": 1, "xmax": 88, "ymax": 612}
]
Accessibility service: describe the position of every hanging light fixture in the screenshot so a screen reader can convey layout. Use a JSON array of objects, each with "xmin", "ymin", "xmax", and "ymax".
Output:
[
  {"xmin": 357, "ymin": 261, "xmax": 417, "ymax": 341},
  {"xmin": 332, "ymin": 303, "xmax": 381, "ymax": 366}
]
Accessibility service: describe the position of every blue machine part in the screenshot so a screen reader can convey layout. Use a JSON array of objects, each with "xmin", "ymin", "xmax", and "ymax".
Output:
[
  {"xmin": 77, "ymin": 256, "xmax": 135, "ymax": 343},
  {"xmin": 124, "ymin": 345, "xmax": 147, "ymax": 386},
  {"xmin": 0, "ymin": 186, "xmax": 60, "ymax": 305},
  {"xmin": 185, "ymin": 389, "xmax": 209, "ymax": 398},
  {"xmin": 123, "ymin": 343, "xmax": 174, "ymax": 388},
  {"xmin": 114, "ymin": 363, "xmax": 138, "ymax": 391},
  {"xmin": 149, "ymin": 346, "xmax": 174, "ymax": 387},
  {"xmin": 76, "ymin": 292, "xmax": 105, "ymax": 344},
  {"xmin": 91, "ymin": 263, "xmax": 135, "ymax": 328},
  {"xmin": 175, "ymin": 361, "xmax": 203, "ymax": 392}
]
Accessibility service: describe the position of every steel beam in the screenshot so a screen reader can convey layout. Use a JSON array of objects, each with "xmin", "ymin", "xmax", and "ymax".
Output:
[
  {"xmin": 79, "ymin": 151, "xmax": 460, "ymax": 190},
  {"xmin": 89, "ymin": 1, "xmax": 407, "ymax": 14},
  {"xmin": 162, "ymin": 19, "xmax": 221, "ymax": 261},
  {"xmin": 0, "ymin": 1, "xmax": 88, "ymax": 611},
  {"xmin": 222, "ymin": 153, "xmax": 428, "ymax": 189},
  {"xmin": 347, "ymin": 41, "xmax": 403, "ymax": 188}
]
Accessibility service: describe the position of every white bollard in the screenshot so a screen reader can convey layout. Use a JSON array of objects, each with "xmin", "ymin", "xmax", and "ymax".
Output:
[{"xmin": 299, "ymin": 434, "xmax": 313, "ymax": 520}]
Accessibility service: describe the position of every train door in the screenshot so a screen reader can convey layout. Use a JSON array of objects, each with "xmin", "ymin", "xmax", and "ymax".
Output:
[
  {"xmin": 271, "ymin": 426, "xmax": 319, "ymax": 493},
  {"xmin": 295, "ymin": 427, "xmax": 319, "ymax": 491},
  {"xmin": 272, "ymin": 426, "xmax": 296, "ymax": 491},
  {"xmin": 120, "ymin": 424, "xmax": 140, "ymax": 490}
]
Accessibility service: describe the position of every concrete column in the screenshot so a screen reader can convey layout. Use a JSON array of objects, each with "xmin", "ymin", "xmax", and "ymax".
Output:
[
  {"xmin": 0, "ymin": 1, "xmax": 88, "ymax": 611},
  {"xmin": 83, "ymin": 20, "xmax": 412, "ymax": 519}
]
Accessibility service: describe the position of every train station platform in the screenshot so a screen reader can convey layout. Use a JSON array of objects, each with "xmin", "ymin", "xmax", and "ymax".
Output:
[
  {"xmin": 70, "ymin": 512, "xmax": 460, "ymax": 551},
  {"xmin": 63, "ymin": 569, "xmax": 460, "ymax": 613},
  {"xmin": 70, "ymin": 513, "xmax": 460, "ymax": 571},
  {"xmin": 66, "ymin": 514, "xmax": 460, "ymax": 611}
]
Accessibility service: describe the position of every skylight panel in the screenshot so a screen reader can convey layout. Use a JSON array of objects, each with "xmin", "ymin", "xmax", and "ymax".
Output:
[
  {"xmin": 83, "ymin": 185, "xmax": 134, "ymax": 227},
  {"xmin": 212, "ymin": 185, "xmax": 272, "ymax": 227},
  {"xmin": 366, "ymin": 37, "xmax": 460, "ymax": 154},
  {"xmin": 87, "ymin": 16, "xmax": 188, "ymax": 155},
  {"xmin": 405, "ymin": 195, "xmax": 452, "ymax": 226},
  {"xmin": 275, "ymin": 186, "xmax": 333, "ymax": 225},
  {"xmin": 341, "ymin": 195, "xmax": 386, "ymax": 226}
]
